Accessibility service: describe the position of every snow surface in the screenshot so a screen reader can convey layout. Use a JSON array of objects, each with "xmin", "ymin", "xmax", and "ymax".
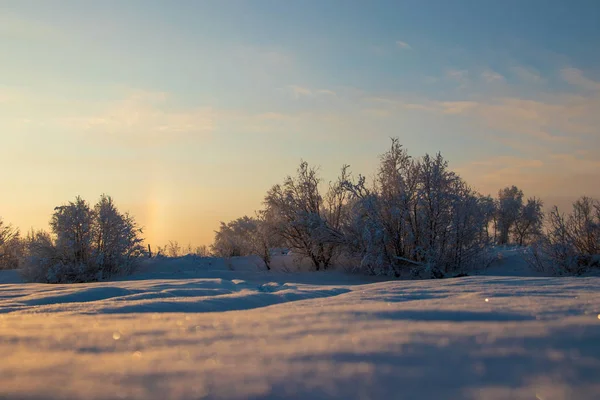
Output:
[{"xmin": 0, "ymin": 252, "xmax": 599, "ymax": 399}]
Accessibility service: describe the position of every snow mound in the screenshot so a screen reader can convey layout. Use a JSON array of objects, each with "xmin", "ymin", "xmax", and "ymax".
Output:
[{"xmin": 0, "ymin": 277, "xmax": 351, "ymax": 315}]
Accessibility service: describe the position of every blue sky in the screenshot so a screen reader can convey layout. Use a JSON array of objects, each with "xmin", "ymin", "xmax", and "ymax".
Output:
[{"xmin": 1, "ymin": 0, "xmax": 599, "ymax": 245}]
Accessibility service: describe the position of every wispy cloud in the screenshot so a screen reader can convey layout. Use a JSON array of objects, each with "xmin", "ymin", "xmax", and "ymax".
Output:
[
  {"xmin": 437, "ymin": 97, "xmax": 589, "ymax": 143},
  {"xmin": 481, "ymin": 69, "xmax": 505, "ymax": 83},
  {"xmin": 61, "ymin": 91, "xmax": 214, "ymax": 142},
  {"xmin": 396, "ymin": 40, "xmax": 411, "ymax": 50},
  {"xmin": 446, "ymin": 69, "xmax": 470, "ymax": 83},
  {"xmin": 440, "ymin": 101, "xmax": 478, "ymax": 115},
  {"xmin": 510, "ymin": 65, "xmax": 544, "ymax": 84},
  {"xmin": 0, "ymin": 87, "xmax": 215, "ymax": 145},
  {"xmin": 316, "ymin": 89, "xmax": 337, "ymax": 96},
  {"xmin": 283, "ymin": 85, "xmax": 337, "ymax": 99},
  {"xmin": 561, "ymin": 68, "xmax": 600, "ymax": 90}
]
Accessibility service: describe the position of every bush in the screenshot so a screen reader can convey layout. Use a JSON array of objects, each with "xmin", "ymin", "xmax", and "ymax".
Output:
[{"xmin": 20, "ymin": 195, "xmax": 145, "ymax": 283}]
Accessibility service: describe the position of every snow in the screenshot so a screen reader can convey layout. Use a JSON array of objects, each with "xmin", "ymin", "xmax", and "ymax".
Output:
[{"xmin": 1, "ymin": 254, "xmax": 599, "ymax": 399}]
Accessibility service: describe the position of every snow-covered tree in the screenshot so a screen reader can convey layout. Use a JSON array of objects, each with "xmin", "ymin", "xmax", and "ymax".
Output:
[
  {"xmin": 93, "ymin": 195, "xmax": 145, "ymax": 278},
  {"xmin": 496, "ymin": 186, "xmax": 524, "ymax": 245},
  {"xmin": 342, "ymin": 139, "xmax": 490, "ymax": 277},
  {"xmin": 513, "ymin": 197, "xmax": 544, "ymax": 246},
  {"xmin": 529, "ymin": 196, "xmax": 599, "ymax": 275},
  {"xmin": 21, "ymin": 195, "xmax": 144, "ymax": 283},
  {"xmin": 51, "ymin": 196, "xmax": 95, "ymax": 277},
  {"xmin": 0, "ymin": 218, "xmax": 22, "ymax": 269},
  {"xmin": 263, "ymin": 161, "xmax": 348, "ymax": 271},
  {"xmin": 20, "ymin": 229, "xmax": 58, "ymax": 282},
  {"xmin": 212, "ymin": 215, "xmax": 280, "ymax": 270}
]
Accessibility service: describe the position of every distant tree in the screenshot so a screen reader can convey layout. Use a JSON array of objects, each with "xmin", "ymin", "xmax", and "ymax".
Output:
[
  {"xmin": 0, "ymin": 218, "xmax": 22, "ymax": 269},
  {"xmin": 513, "ymin": 197, "xmax": 544, "ymax": 246},
  {"xmin": 496, "ymin": 186, "xmax": 524, "ymax": 245},
  {"xmin": 165, "ymin": 240, "xmax": 183, "ymax": 257},
  {"xmin": 529, "ymin": 196, "xmax": 599, "ymax": 274},
  {"xmin": 192, "ymin": 245, "xmax": 211, "ymax": 257},
  {"xmin": 212, "ymin": 216, "xmax": 274, "ymax": 269},
  {"xmin": 477, "ymin": 195, "xmax": 497, "ymax": 243}
]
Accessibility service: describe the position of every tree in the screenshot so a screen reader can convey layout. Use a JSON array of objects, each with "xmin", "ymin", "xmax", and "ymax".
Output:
[
  {"xmin": 529, "ymin": 197, "xmax": 599, "ymax": 275},
  {"xmin": 20, "ymin": 229, "xmax": 58, "ymax": 282},
  {"xmin": 263, "ymin": 161, "xmax": 348, "ymax": 271},
  {"xmin": 93, "ymin": 195, "xmax": 145, "ymax": 278},
  {"xmin": 496, "ymin": 186, "xmax": 524, "ymax": 245},
  {"xmin": 212, "ymin": 216, "xmax": 276, "ymax": 270},
  {"xmin": 342, "ymin": 139, "xmax": 490, "ymax": 277},
  {"xmin": 0, "ymin": 218, "xmax": 22, "ymax": 269},
  {"xmin": 513, "ymin": 197, "xmax": 544, "ymax": 246},
  {"xmin": 51, "ymin": 196, "xmax": 95, "ymax": 270},
  {"xmin": 21, "ymin": 195, "xmax": 144, "ymax": 283}
]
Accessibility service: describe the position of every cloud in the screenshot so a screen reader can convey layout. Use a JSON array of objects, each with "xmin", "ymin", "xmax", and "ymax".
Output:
[
  {"xmin": 283, "ymin": 85, "xmax": 337, "ymax": 99},
  {"xmin": 561, "ymin": 68, "xmax": 600, "ymax": 90},
  {"xmin": 287, "ymin": 85, "xmax": 313, "ymax": 98},
  {"xmin": 60, "ymin": 90, "xmax": 214, "ymax": 141},
  {"xmin": 446, "ymin": 69, "xmax": 470, "ymax": 83},
  {"xmin": 481, "ymin": 69, "xmax": 505, "ymax": 83},
  {"xmin": 440, "ymin": 101, "xmax": 478, "ymax": 115},
  {"xmin": 437, "ymin": 97, "xmax": 592, "ymax": 143},
  {"xmin": 316, "ymin": 89, "xmax": 337, "ymax": 96},
  {"xmin": 510, "ymin": 65, "xmax": 544, "ymax": 84},
  {"xmin": 0, "ymin": 87, "xmax": 215, "ymax": 145},
  {"xmin": 396, "ymin": 40, "xmax": 412, "ymax": 50}
]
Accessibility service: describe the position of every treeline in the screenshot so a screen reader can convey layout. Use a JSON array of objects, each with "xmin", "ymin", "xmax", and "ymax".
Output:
[
  {"xmin": 211, "ymin": 139, "xmax": 599, "ymax": 277},
  {"xmin": 1, "ymin": 139, "xmax": 598, "ymax": 281}
]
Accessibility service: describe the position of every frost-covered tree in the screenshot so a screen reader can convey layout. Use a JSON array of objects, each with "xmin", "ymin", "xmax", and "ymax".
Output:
[
  {"xmin": 212, "ymin": 215, "xmax": 275, "ymax": 269},
  {"xmin": 93, "ymin": 195, "xmax": 145, "ymax": 278},
  {"xmin": 342, "ymin": 139, "xmax": 490, "ymax": 277},
  {"xmin": 529, "ymin": 196, "xmax": 599, "ymax": 275},
  {"xmin": 51, "ymin": 196, "xmax": 95, "ymax": 274},
  {"xmin": 263, "ymin": 162, "xmax": 348, "ymax": 270},
  {"xmin": 212, "ymin": 217, "xmax": 255, "ymax": 258},
  {"xmin": 0, "ymin": 218, "xmax": 22, "ymax": 269},
  {"xmin": 513, "ymin": 197, "xmax": 544, "ymax": 246},
  {"xmin": 20, "ymin": 229, "xmax": 58, "ymax": 282},
  {"xmin": 496, "ymin": 186, "xmax": 524, "ymax": 245},
  {"xmin": 21, "ymin": 195, "xmax": 144, "ymax": 283},
  {"xmin": 477, "ymin": 195, "xmax": 497, "ymax": 243}
]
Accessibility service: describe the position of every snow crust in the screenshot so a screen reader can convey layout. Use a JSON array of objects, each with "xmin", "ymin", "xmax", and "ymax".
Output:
[{"xmin": 0, "ymin": 252, "xmax": 599, "ymax": 399}]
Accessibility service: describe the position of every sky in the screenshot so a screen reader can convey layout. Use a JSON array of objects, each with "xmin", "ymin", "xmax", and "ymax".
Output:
[{"xmin": 1, "ymin": 0, "xmax": 599, "ymax": 247}]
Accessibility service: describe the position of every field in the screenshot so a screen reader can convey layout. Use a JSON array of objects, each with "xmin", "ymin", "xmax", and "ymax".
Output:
[{"xmin": 1, "ymin": 250, "xmax": 599, "ymax": 399}]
